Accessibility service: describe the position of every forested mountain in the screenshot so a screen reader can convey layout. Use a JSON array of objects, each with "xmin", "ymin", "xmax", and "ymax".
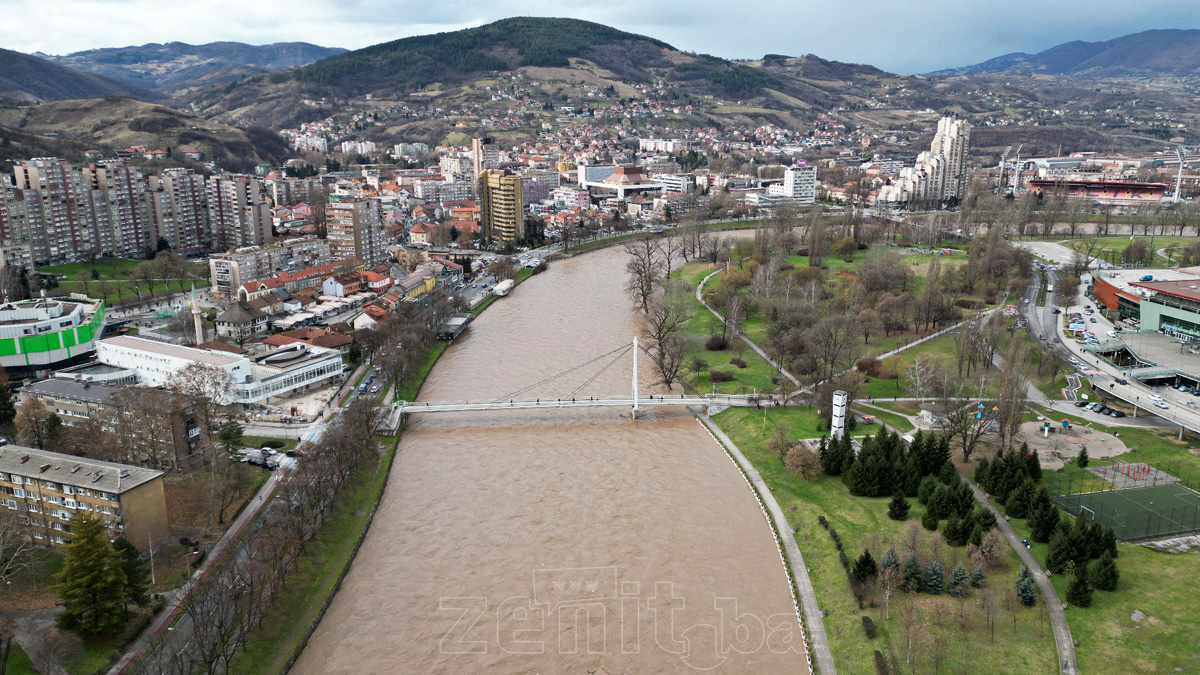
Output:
[
  {"xmin": 45, "ymin": 42, "xmax": 347, "ymax": 93},
  {"xmin": 934, "ymin": 29, "xmax": 1200, "ymax": 77},
  {"xmin": 0, "ymin": 48, "xmax": 153, "ymax": 102}
]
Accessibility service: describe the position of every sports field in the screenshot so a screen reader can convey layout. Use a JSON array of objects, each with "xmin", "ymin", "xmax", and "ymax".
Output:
[{"xmin": 1056, "ymin": 482, "xmax": 1200, "ymax": 540}]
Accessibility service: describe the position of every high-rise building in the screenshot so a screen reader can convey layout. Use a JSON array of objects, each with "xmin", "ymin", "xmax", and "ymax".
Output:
[
  {"xmin": 12, "ymin": 158, "xmax": 97, "ymax": 265},
  {"xmin": 472, "ymin": 137, "xmax": 499, "ymax": 198},
  {"xmin": 479, "ymin": 170, "xmax": 524, "ymax": 245},
  {"xmin": 207, "ymin": 174, "xmax": 272, "ymax": 250},
  {"xmin": 930, "ymin": 116, "xmax": 971, "ymax": 201},
  {"xmin": 83, "ymin": 160, "xmax": 152, "ymax": 259},
  {"xmin": 146, "ymin": 168, "xmax": 210, "ymax": 256},
  {"xmin": 767, "ymin": 164, "xmax": 817, "ymax": 203},
  {"xmin": 327, "ymin": 198, "xmax": 386, "ymax": 267}
]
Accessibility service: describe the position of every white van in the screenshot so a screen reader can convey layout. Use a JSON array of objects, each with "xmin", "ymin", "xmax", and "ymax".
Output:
[{"xmin": 1107, "ymin": 331, "xmax": 1117, "ymax": 338}]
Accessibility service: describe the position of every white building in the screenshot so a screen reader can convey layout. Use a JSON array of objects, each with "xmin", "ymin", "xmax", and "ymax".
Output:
[
  {"xmin": 639, "ymin": 138, "xmax": 685, "ymax": 153},
  {"xmin": 95, "ymin": 336, "xmax": 343, "ymax": 406},
  {"xmin": 652, "ymin": 173, "xmax": 696, "ymax": 195},
  {"xmin": 767, "ymin": 164, "xmax": 816, "ymax": 203},
  {"xmin": 879, "ymin": 116, "xmax": 970, "ymax": 205}
]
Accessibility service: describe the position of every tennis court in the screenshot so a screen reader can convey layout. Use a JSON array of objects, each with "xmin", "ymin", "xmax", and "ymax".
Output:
[{"xmin": 1055, "ymin": 482, "xmax": 1200, "ymax": 540}]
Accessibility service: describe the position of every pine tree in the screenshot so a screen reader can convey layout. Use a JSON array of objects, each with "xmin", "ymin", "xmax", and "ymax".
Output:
[
  {"xmin": 943, "ymin": 516, "xmax": 967, "ymax": 546},
  {"xmin": 903, "ymin": 455, "xmax": 923, "ymax": 497},
  {"xmin": 1045, "ymin": 528, "xmax": 1074, "ymax": 574},
  {"xmin": 1066, "ymin": 569, "xmax": 1094, "ymax": 607},
  {"xmin": 922, "ymin": 507, "xmax": 940, "ymax": 531},
  {"xmin": 938, "ymin": 460, "xmax": 957, "ymax": 485},
  {"xmin": 44, "ymin": 413, "xmax": 65, "ymax": 451},
  {"xmin": 917, "ymin": 476, "xmax": 939, "ymax": 505},
  {"xmin": 1022, "ymin": 442, "xmax": 1042, "ymax": 482},
  {"xmin": 853, "ymin": 549, "xmax": 878, "ymax": 584},
  {"xmin": 947, "ymin": 563, "xmax": 970, "ymax": 597},
  {"xmin": 968, "ymin": 524, "xmax": 984, "ymax": 546},
  {"xmin": 1005, "ymin": 479, "xmax": 1033, "ymax": 519},
  {"xmin": 112, "ymin": 537, "xmax": 149, "ymax": 610},
  {"xmin": 1090, "ymin": 551, "xmax": 1119, "ymax": 591},
  {"xmin": 56, "ymin": 514, "xmax": 129, "ymax": 635},
  {"xmin": 1101, "ymin": 527, "xmax": 1119, "ymax": 559},
  {"xmin": 970, "ymin": 565, "xmax": 986, "ymax": 588},
  {"xmin": 929, "ymin": 485, "xmax": 949, "ymax": 519},
  {"xmin": 902, "ymin": 554, "xmax": 923, "ymax": 592},
  {"xmin": 1016, "ymin": 575, "xmax": 1038, "ymax": 606},
  {"xmin": 924, "ymin": 558, "xmax": 944, "ymax": 595},
  {"xmin": 1029, "ymin": 504, "xmax": 1061, "ymax": 544},
  {"xmin": 818, "ymin": 437, "xmax": 835, "ymax": 474},
  {"xmin": 843, "ymin": 459, "xmax": 870, "ymax": 496},
  {"xmin": 881, "ymin": 547, "xmax": 900, "ymax": 573},
  {"xmin": 975, "ymin": 456, "xmax": 991, "ymax": 489},
  {"xmin": 0, "ymin": 370, "xmax": 15, "ymax": 426},
  {"xmin": 1078, "ymin": 447, "xmax": 1089, "ymax": 468},
  {"xmin": 888, "ymin": 491, "xmax": 910, "ymax": 520}
]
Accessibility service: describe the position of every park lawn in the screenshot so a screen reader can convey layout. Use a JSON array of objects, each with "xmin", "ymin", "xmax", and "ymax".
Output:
[
  {"xmin": 6, "ymin": 643, "xmax": 35, "ymax": 675},
  {"xmin": 975, "ymin": 424, "xmax": 1200, "ymax": 674},
  {"xmin": 871, "ymin": 400, "xmax": 924, "ymax": 417},
  {"xmin": 684, "ymin": 341, "xmax": 781, "ymax": 395},
  {"xmin": 230, "ymin": 439, "xmax": 397, "ymax": 675},
  {"xmin": 857, "ymin": 406, "xmax": 915, "ymax": 433},
  {"xmin": 714, "ymin": 407, "xmax": 1057, "ymax": 675},
  {"xmin": 863, "ymin": 331, "xmax": 960, "ymax": 399},
  {"xmin": 678, "ymin": 260, "xmax": 720, "ymax": 287}
]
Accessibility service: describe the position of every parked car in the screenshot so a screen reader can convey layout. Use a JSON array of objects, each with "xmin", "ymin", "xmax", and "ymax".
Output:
[
  {"xmin": 1090, "ymin": 318, "xmax": 1097, "ymax": 323},
  {"xmin": 261, "ymin": 447, "xmax": 277, "ymax": 456},
  {"xmin": 1110, "ymin": 411, "xmax": 1126, "ymax": 418},
  {"xmin": 1075, "ymin": 400, "xmax": 1089, "ymax": 407}
]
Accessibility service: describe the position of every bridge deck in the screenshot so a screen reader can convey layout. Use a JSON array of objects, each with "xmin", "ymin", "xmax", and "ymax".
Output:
[{"xmin": 395, "ymin": 394, "xmax": 759, "ymax": 414}]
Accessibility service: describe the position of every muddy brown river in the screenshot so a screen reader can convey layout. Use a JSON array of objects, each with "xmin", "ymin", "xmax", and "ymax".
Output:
[{"xmin": 292, "ymin": 245, "xmax": 807, "ymax": 673}]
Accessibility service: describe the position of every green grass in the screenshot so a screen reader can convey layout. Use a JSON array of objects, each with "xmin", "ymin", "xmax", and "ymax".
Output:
[
  {"xmin": 864, "ymin": 331, "xmax": 960, "ymax": 399},
  {"xmin": 714, "ymin": 407, "xmax": 1056, "ymax": 675},
  {"xmin": 65, "ymin": 637, "xmax": 122, "ymax": 674},
  {"xmin": 5, "ymin": 643, "xmax": 35, "ymax": 675},
  {"xmin": 42, "ymin": 257, "xmax": 210, "ymax": 306},
  {"xmin": 230, "ymin": 441, "xmax": 396, "ymax": 675},
  {"xmin": 856, "ymin": 405, "xmax": 915, "ymax": 433},
  {"xmin": 1066, "ymin": 236, "xmax": 1194, "ymax": 269},
  {"xmin": 397, "ymin": 341, "xmax": 448, "ymax": 402},
  {"xmin": 973, "ymin": 424, "xmax": 1200, "ymax": 674}
]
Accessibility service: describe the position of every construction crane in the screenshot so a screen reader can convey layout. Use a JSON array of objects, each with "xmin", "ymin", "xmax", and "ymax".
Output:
[
  {"xmin": 1009, "ymin": 144, "xmax": 1024, "ymax": 195},
  {"xmin": 997, "ymin": 145, "xmax": 1012, "ymax": 192},
  {"xmin": 1174, "ymin": 146, "xmax": 1187, "ymax": 203}
]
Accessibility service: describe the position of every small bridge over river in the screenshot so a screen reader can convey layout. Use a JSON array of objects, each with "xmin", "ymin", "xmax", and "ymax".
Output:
[{"xmin": 375, "ymin": 338, "xmax": 771, "ymax": 433}]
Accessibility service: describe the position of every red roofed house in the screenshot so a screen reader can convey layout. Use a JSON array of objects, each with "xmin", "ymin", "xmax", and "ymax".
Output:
[{"xmin": 263, "ymin": 327, "xmax": 354, "ymax": 354}]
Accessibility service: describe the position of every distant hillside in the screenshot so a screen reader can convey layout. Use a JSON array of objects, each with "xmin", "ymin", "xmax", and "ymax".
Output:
[
  {"xmin": 0, "ymin": 98, "xmax": 288, "ymax": 171},
  {"xmin": 180, "ymin": 17, "xmax": 919, "ymax": 130},
  {"xmin": 45, "ymin": 42, "xmax": 347, "ymax": 93},
  {"xmin": 934, "ymin": 29, "xmax": 1200, "ymax": 77},
  {"xmin": 0, "ymin": 48, "xmax": 153, "ymax": 102}
]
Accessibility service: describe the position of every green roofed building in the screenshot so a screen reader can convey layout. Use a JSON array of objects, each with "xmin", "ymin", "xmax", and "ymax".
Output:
[{"xmin": 0, "ymin": 294, "xmax": 106, "ymax": 374}]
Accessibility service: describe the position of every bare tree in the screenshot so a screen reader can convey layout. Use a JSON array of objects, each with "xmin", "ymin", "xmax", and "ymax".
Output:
[
  {"xmin": 995, "ymin": 339, "xmax": 1031, "ymax": 448},
  {"xmin": 641, "ymin": 281, "xmax": 693, "ymax": 388},
  {"xmin": 15, "ymin": 396, "xmax": 48, "ymax": 449},
  {"xmin": 624, "ymin": 236, "xmax": 663, "ymax": 313},
  {"xmin": 0, "ymin": 508, "xmax": 32, "ymax": 583},
  {"xmin": 165, "ymin": 362, "xmax": 233, "ymax": 429},
  {"xmin": 807, "ymin": 315, "xmax": 859, "ymax": 382},
  {"xmin": 880, "ymin": 564, "xmax": 902, "ymax": 620},
  {"xmin": 937, "ymin": 379, "xmax": 991, "ymax": 462},
  {"xmin": 655, "ymin": 237, "xmax": 684, "ymax": 281},
  {"xmin": 905, "ymin": 355, "xmax": 938, "ymax": 401}
]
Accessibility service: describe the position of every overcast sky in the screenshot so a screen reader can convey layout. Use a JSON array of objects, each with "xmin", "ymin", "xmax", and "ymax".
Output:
[{"xmin": 7, "ymin": 0, "xmax": 1200, "ymax": 74}]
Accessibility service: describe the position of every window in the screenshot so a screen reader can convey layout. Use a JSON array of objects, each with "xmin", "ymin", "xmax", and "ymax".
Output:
[
  {"xmin": 13, "ymin": 488, "xmax": 24, "ymax": 499},
  {"xmin": 2, "ymin": 499, "xmax": 16, "ymax": 510},
  {"xmin": 63, "ymin": 486, "xmax": 74, "ymax": 496},
  {"xmin": 63, "ymin": 499, "xmax": 77, "ymax": 509},
  {"xmin": 9, "ymin": 475, "xmax": 21, "ymax": 486}
]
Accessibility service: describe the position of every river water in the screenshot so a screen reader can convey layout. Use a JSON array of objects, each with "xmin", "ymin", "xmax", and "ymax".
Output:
[{"xmin": 292, "ymin": 245, "xmax": 807, "ymax": 673}]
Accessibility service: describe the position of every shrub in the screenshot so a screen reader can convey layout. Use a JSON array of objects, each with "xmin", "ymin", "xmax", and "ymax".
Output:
[
  {"xmin": 855, "ymin": 358, "xmax": 882, "ymax": 377},
  {"xmin": 709, "ymin": 369, "xmax": 734, "ymax": 383},
  {"xmin": 705, "ymin": 335, "xmax": 729, "ymax": 351},
  {"xmin": 818, "ymin": 515, "xmax": 828, "ymax": 529},
  {"xmin": 838, "ymin": 550, "xmax": 850, "ymax": 570},
  {"xmin": 874, "ymin": 650, "xmax": 889, "ymax": 675},
  {"xmin": 862, "ymin": 616, "xmax": 877, "ymax": 639},
  {"xmin": 730, "ymin": 357, "xmax": 748, "ymax": 369},
  {"xmin": 878, "ymin": 364, "xmax": 899, "ymax": 380},
  {"xmin": 261, "ymin": 439, "xmax": 285, "ymax": 449}
]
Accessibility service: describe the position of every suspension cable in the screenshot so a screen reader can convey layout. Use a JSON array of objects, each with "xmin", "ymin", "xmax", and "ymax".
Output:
[
  {"xmin": 493, "ymin": 342, "xmax": 632, "ymax": 402},
  {"xmin": 568, "ymin": 344, "xmax": 633, "ymax": 399}
]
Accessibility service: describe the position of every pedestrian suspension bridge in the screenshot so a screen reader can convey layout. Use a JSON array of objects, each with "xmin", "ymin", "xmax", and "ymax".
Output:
[{"xmin": 376, "ymin": 338, "xmax": 768, "ymax": 433}]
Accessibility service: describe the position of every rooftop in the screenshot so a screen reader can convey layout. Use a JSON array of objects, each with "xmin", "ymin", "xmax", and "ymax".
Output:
[
  {"xmin": 1131, "ymin": 278, "xmax": 1200, "ymax": 303},
  {"xmin": 1096, "ymin": 268, "xmax": 1200, "ymax": 299},
  {"xmin": 99, "ymin": 335, "xmax": 242, "ymax": 367},
  {"xmin": 0, "ymin": 445, "xmax": 163, "ymax": 494},
  {"xmin": 24, "ymin": 378, "xmax": 118, "ymax": 405}
]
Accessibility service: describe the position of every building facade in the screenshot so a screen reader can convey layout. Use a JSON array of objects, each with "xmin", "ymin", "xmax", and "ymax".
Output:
[
  {"xmin": 207, "ymin": 174, "xmax": 272, "ymax": 251},
  {"xmin": 146, "ymin": 168, "xmax": 210, "ymax": 256},
  {"xmin": 0, "ymin": 446, "xmax": 168, "ymax": 550},
  {"xmin": 479, "ymin": 170, "xmax": 524, "ymax": 244},
  {"xmin": 327, "ymin": 198, "xmax": 386, "ymax": 267},
  {"xmin": 207, "ymin": 237, "xmax": 331, "ymax": 298}
]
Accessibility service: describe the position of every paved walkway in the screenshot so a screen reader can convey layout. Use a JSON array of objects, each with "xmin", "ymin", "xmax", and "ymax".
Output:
[
  {"xmin": 697, "ymin": 415, "xmax": 835, "ymax": 675},
  {"xmin": 964, "ymin": 478, "xmax": 1078, "ymax": 675},
  {"xmin": 696, "ymin": 270, "xmax": 802, "ymax": 388}
]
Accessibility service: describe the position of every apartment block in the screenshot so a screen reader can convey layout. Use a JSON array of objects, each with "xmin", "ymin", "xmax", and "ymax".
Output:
[
  {"xmin": 146, "ymin": 168, "xmax": 210, "ymax": 256},
  {"xmin": 0, "ymin": 446, "xmax": 168, "ymax": 551},
  {"xmin": 479, "ymin": 169, "xmax": 524, "ymax": 244},
  {"xmin": 207, "ymin": 174, "xmax": 272, "ymax": 250},
  {"xmin": 12, "ymin": 158, "xmax": 98, "ymax": 266},
  {"xmin": 327, "ymin": 198, "xmax": 386, "ymax": 267},
  {"xmin": 207, "ymin": 237, "xmax": 332, "ymax": 298},
  {"xmin": 83, "ymin": 160, "xmax": 152, "ymax": 259}
]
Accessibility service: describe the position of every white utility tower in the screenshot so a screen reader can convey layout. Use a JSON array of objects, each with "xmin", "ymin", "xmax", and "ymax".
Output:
[{"xmin": 831, "ymin": 390, "xmax": 848, "ymax": 440}]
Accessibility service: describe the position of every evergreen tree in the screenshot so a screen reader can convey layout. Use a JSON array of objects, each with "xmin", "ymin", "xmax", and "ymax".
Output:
[
  {"xmin": 943, "ymin": 515, "xmax": 967, "ymax": 546},
  {"xmin": 971, "ymin": 507, "xmax": 997, "ymax": 532},
  {"xmin": 1090, "ymin": 551, "xmax": 1119, "ymax": 592},
  {"xmin": 1066, "ymin": 569, "xmax": 1094, "ymax": 607},
  {"xmin": 881, "ymin": 547, "xmax": 900, "ymax": 573},
  {"xmin": 902, "ymin": 554, "xmax": 923, "ymax": 592},
  {"xmin": 922, "ymin": 507, "xmax": 940, "ymax": 531},
  {"xmin": 938, "ymin": 460, "xmax": 957, "ymax": 486},
  {"xmin": 947, "ymin": 563, "xmax": 970, "ymax": 597},
  {"xmin": 818, "ymin": 437, "xmax": 835, "ymax": 474},
  {"xmin": 1078, "ymin": 447, "xmax": 1089, "ymax": 468},
  {"xmin": 902, "ymin": 455, "xmax": 923, "ymax": 497},
  {"xmin": 853, "ymin": 549, "xmax": 878, "ymax": 584},
  {"xmin": 968, "ymin": 524, "xmax": 984, "ymax": 547},
  {"xmin": 44, "ymin": 413, "xmax": 65, "ymax": 451},
  {"xmin": 112, "ymin": 537, "xmax": 149, "ymax": 609},
  {"xmin": 917, "ymin": 476, "xmax": 939, "ymax": 505},
  {"xmin": 924, "ymin": 558, "xmax": 944, "ymax": 595},
  {"xmin": 975, "ymin": 456, "xmax": 991, "ymax": 489},
  {"xmin": 1016, "ymin": 574, "xmax": 1038, "ymax": 606},
  {"xmin": 1029, "ymin": 504, "xmax": 1061, "ymax": 544},
  {"xmin": 929, "ymin": 485, "xmax": 949, "ymax": 519},
  {"xmin": 0, "ymin": 371, "xmax": 15, "ymax": 426},
  {"xmin": 56, "ymin": 514, "xmax": 129, "ymax": 635},
  {"xmin": 1045, "ymin": 527, "xmax": 1080, "ymax": 574},
  {"xmin": 843, "ymin": 459, "xmax": 871, "ymax": 497},
  {"xmin": 1101, "ymin": 527, "xmax": 1119, "ymax": 559},
  {"xmin": 888, "ymin": 491, "xmax": 910, "ymax": 520},
  {"xmin": 970, "ymin": 565, "xmax": 986, "ymax": 588},
  {"xmin": 952, "ymin": 482, "xmax": 976, "ymax": 519},
  {"xmin": 1004, "ymin": 479, "xmax": 1034, "ymax": 519},
  {"xmin": 1022, "ymin": 442, "xmax": 1042, "ymax": 482}
]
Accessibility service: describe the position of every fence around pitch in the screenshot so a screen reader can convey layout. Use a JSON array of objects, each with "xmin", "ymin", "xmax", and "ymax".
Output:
[{"xmin": 1049, "ymin": 466, "xmax": 1200, "ymax": 540}]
